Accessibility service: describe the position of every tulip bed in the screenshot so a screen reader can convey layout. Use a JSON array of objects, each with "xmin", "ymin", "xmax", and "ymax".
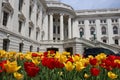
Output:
[{"xmin": 0, "ymin": 50, "xmax": 120, "ymax": 80}]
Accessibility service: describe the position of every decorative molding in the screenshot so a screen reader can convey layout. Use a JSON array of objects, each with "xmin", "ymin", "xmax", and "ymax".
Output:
[
  {"xmin": 18, "ymin": 12, "xmax": 26, "ymax": 22},
  {"xmin": 2, "ymin": 0, "xmax": 14, "ymax": 14},
  {"xmin": 29, "ymin": 20, "xmax": 34, "ymax": 27}
]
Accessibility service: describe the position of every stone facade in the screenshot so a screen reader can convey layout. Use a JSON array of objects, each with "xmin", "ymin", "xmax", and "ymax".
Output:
[{"xmin": 0, "ymin": 0, "xmax": 120, "ymax": 54}]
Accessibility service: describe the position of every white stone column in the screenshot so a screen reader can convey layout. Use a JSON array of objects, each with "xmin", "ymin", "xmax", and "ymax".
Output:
[
  {"xmin": 43, "ymin": 15, "xmax": 48, "ymax": 40},
  {"xmin": 96, "ymin": 19, "xmax": 101, "ymax": 41},
  {"xmin": 72, "ymin": 20, "xmax": 79, "ymax": 38},
  {"xmin": 107, "ymin": 18, "xmax": 114, "ymax": 44},
  {"xmin": 68, "ymin": 17, "xmax": 72, "ymax": 39},
  {"xmin": 49, "ymin": 13, "xmax": 53, "ymax": 40},
  {"xmin": 84, "ymin": 20, "xmax": 90, "ymax": 40},
  {"xmin": 60, "ymin": 14, "xmax": 64, "ymax": 40}
]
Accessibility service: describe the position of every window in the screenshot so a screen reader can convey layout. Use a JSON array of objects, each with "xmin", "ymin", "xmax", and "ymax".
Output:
[
  {"xmin": 89, "ymin": 20, "xmax": 95, "ymax": 24},
  {"xmin": 36, "ymin": 31, "xmax": 38, "ymax": 40},
  {"xmin": 2, "ymin": 11, "xmax": 9, "ymax": 26},
  {"xmin": 37, "ymin": 47, "xmax": 39, "ymax": 52},
  {"xmin": 58, "ymin": 38, "xmax": 60, "ymax": 40},
  {"xmin": 18, "ymin": 21, "xmax": 22, "ymax": 33},
  {"xmin": 103, "ymin": 39, "xmax": 107, "ymax": 43},
  {"xmin": 101, "ymin": 26, "xmax": 106, "ymax": 35},
  {"xmin": 29, "ymin": 6, "xmax": 32, "ymax": 19},
  {"xmin": 3, "ymin": 39, "xmax": 10, "ymax": 51},
  {"xmin": 19, "ymin": 43, "xmax": 24, "ymax": 52},
  {"xmin": 36, "ymin": 13, "xmax": 39, "ymax": 23},
  {"xmin": 19, "ymin": 0, "xmax": 23, "ymax": 11},
  {"xmin": 53, "ymin": 18, "xmax": 55, "ymax": 22},
  {"xmin": 113, "ymin": 26, "xmax": 118, "ymax": 34},
  {"xmin": 30, "ymin": 45, "xmax": 33, "ymax": 52},
  {"xmin": 115, "ymin": 39, "xmax": 119, "ymax": 45},
  {"xmin": 79, "ymin": 21, "xmax": 84, "ymax": 24},
  {"xmin": 53, "ymin": 25, "xmax": 56, "ymax": 34},
  {"xmin": 58, "ymin": 26, "xmax": 60, "ymax": 34},
  {"xmin": 58, "ymin": 19, "xmax": 60, "ymax": 22},
  {"xmin": 53, "ymin": 37, "xmax": 55, "ymax": 41},
  {"xmin": 29, "ymin": 27, "xmax": 32, "ymax": 37},
  {"xmin": 90, "ymin": 27, "xmax": 95, "ymax": 35},
  {"xmin": 112, "ymin": 19, "xmax": 118, "ymax": 23},
  {"xmin": 100, "ymin": 20, "xmax": 106, "ymax": 23}
]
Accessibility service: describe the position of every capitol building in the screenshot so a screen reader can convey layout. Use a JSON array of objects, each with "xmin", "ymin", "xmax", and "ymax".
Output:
[{"xmin": 0, "ymin": 0, "xmax": 120, "ymax": 54}]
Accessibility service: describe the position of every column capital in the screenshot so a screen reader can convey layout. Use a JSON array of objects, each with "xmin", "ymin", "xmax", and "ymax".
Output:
[
  {"xmin": 48, "ymin": 13, "xmax": 54, "ymax": 15},
  {"xmin": 60, "ymin": 13, "xmax": 64, "ymax": 16}
]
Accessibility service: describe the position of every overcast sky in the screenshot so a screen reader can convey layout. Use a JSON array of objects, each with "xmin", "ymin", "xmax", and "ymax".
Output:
[{"xmin": 60, "ymin": 0, "xmax": 120, "ymax": 10}]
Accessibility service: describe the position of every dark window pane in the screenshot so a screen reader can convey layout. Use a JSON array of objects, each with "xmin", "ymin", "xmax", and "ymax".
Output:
[
  {"xmin": 19, "ymin": 21, "xmax": 22, "ymax": 33},
  {"xmin": 3, "ymin": 11, "xmax": 9, "ymax": 26}
]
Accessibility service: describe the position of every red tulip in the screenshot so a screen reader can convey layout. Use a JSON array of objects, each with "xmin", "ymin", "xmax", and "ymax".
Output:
[
  {"xmin": 24, "ymin": 62, "xmax": 40, "ymax": 77},
  {"xmin": 90, "ymin": 67, "xmax": 100, "ymax": 76}
]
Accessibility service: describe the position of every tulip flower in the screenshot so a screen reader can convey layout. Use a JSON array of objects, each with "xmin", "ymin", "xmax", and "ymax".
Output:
[
  {"xmin": 75, "ymin": 61, "xmax": 85, "ymax": 71},
  {"xmin": 4, "ymin": 60, "xmax": 21, "ymax": 73},
  {"xmin": 108, "ymin": 71, "xmax": 118, "ymax": 79},
  {"xmin": 14, "ymin": 72, "xmax": 23, "ymax": 80},
  {"xmin": 84, "ymin": 73, "xmax": 90, "ymax": 79},
  {"xmin": 64, "ymin": 61, "xmax": 74, "ymax": 71}
]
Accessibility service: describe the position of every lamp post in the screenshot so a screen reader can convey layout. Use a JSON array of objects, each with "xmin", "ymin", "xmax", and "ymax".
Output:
[
  {"xmin": 93, "ymin": 32, "xmax": 96, "ymax": 41},
  {"xmin": 80, "ymin": 29, "xmax": 83, "ymax": 38}
]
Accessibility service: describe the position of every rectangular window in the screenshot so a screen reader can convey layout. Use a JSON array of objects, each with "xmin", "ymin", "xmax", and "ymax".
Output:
[
  {"xmin": 19, "ymin": 43, "xmax": 24, "ymax": 52},
  {"xmin": 58, "ymin": 26, "xmax": 60, "ymax": 34},
  {"xmin": 30, "ymin": 45, "xmax": 33, "ymax": 52},
  {"xmin": 3, "ymin": 39, "xmax": 10, "ymax": 51},
  {"xmin": 29, "ymin": 6, "xmax": 32, "ymax": 19},
  {"xmin": 37, "ymin": 47, "xmax": 39, "ymax": 52},
  {"xmin": 53, "ymin": 26, "xmax": 56, "ymax": 34},
  {"xmin": 19, "ymin": 0, "xmax": 23, "ymax": 11},
  {"xmin": 19, "ymin": 21, "xmax": 22, "ymax": 33},
  {"xmin": 29, "ymin": 27, "xmax": 32, "ymax": 37},
  {"xmin": 36, "ymin": 31, "xmax": 38, "ymax": 40},
  {"xmin": 103, "ymin": 39, "xmax": 106, "ymax": 43},
  {"xmin": 2, "ymin": 11, "xmax": 9, "ymax": 26},
  {"xmin": 115, "ymin": 39, "xmax": 119, "ymax": 45}
]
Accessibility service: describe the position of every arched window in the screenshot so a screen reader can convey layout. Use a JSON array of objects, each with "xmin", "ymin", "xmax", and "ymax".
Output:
[
  {"xmin": 90, "ymin": 27, "xmax": 95, "ymax": 35},
  {"xmin": 113, "ymin": 26, "xmax": 118, "ymax": 34},
  {"xmin": 79, "ymin": 28, "xmax": 84, "ymax": 37},
  {"xmin": 101, "ymin": 26, "xmax": 106, "ymax": 35}
]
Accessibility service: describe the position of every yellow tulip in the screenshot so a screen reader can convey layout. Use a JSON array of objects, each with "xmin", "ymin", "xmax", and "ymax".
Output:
[
  {"xmin": 0, "ymin": 50, "xmax": 6, "ymax": 58},
  {"xmin": 62, "ymin": 51, "xmax": 70, "ymax": 56},
  {"xmin": 75, "ymin": 61, "xmax": 85, "ymax": 71},
  {"xmin": 54, "ymin": 52, "xmax": 60, "ymax": 59},
  {"xmin": 32, "ymin": 58, "xmax": 40, "ymax": 66},
  {"xmin": 108, "ymin": 71, "xmax": 118, "ymax": 79},
  {"xmin": 59, "ymin": 55, "xmax": 67, "ymax": 63},
  {"xmin": 64, "ymin": 61, "xmax": 74, "ymax": 71},
  {"xmin": 84, "ymin": 73, "xmax": 90, "ymax": 79},
  {"xmin": 24, "ymin": 53, "xmax": 32, "ymax": 60},
  {"xmin": 95, "ymin": 53, "xmax": 107, "ymax": 61},
  {"xmin": 72, "ymin": 55, "xmax": 80, "ymax": 62},
  {"xmin": 4, "ymin": 60, "xmax": 21, "ymax": 73},
  {"xmin": 14, "ymin": 72, "xmax": 23, "ymax": 80}
]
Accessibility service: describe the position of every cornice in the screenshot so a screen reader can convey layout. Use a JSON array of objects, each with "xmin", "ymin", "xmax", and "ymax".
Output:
[{"xmin": 39, "ymin": 0, "xmax": 47, "ymax": 9}]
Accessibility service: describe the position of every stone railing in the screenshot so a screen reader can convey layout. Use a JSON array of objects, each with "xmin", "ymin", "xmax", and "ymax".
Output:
[{"xmin": 46, "ymin": 2, "xmax": 74, "ymax": 11}]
